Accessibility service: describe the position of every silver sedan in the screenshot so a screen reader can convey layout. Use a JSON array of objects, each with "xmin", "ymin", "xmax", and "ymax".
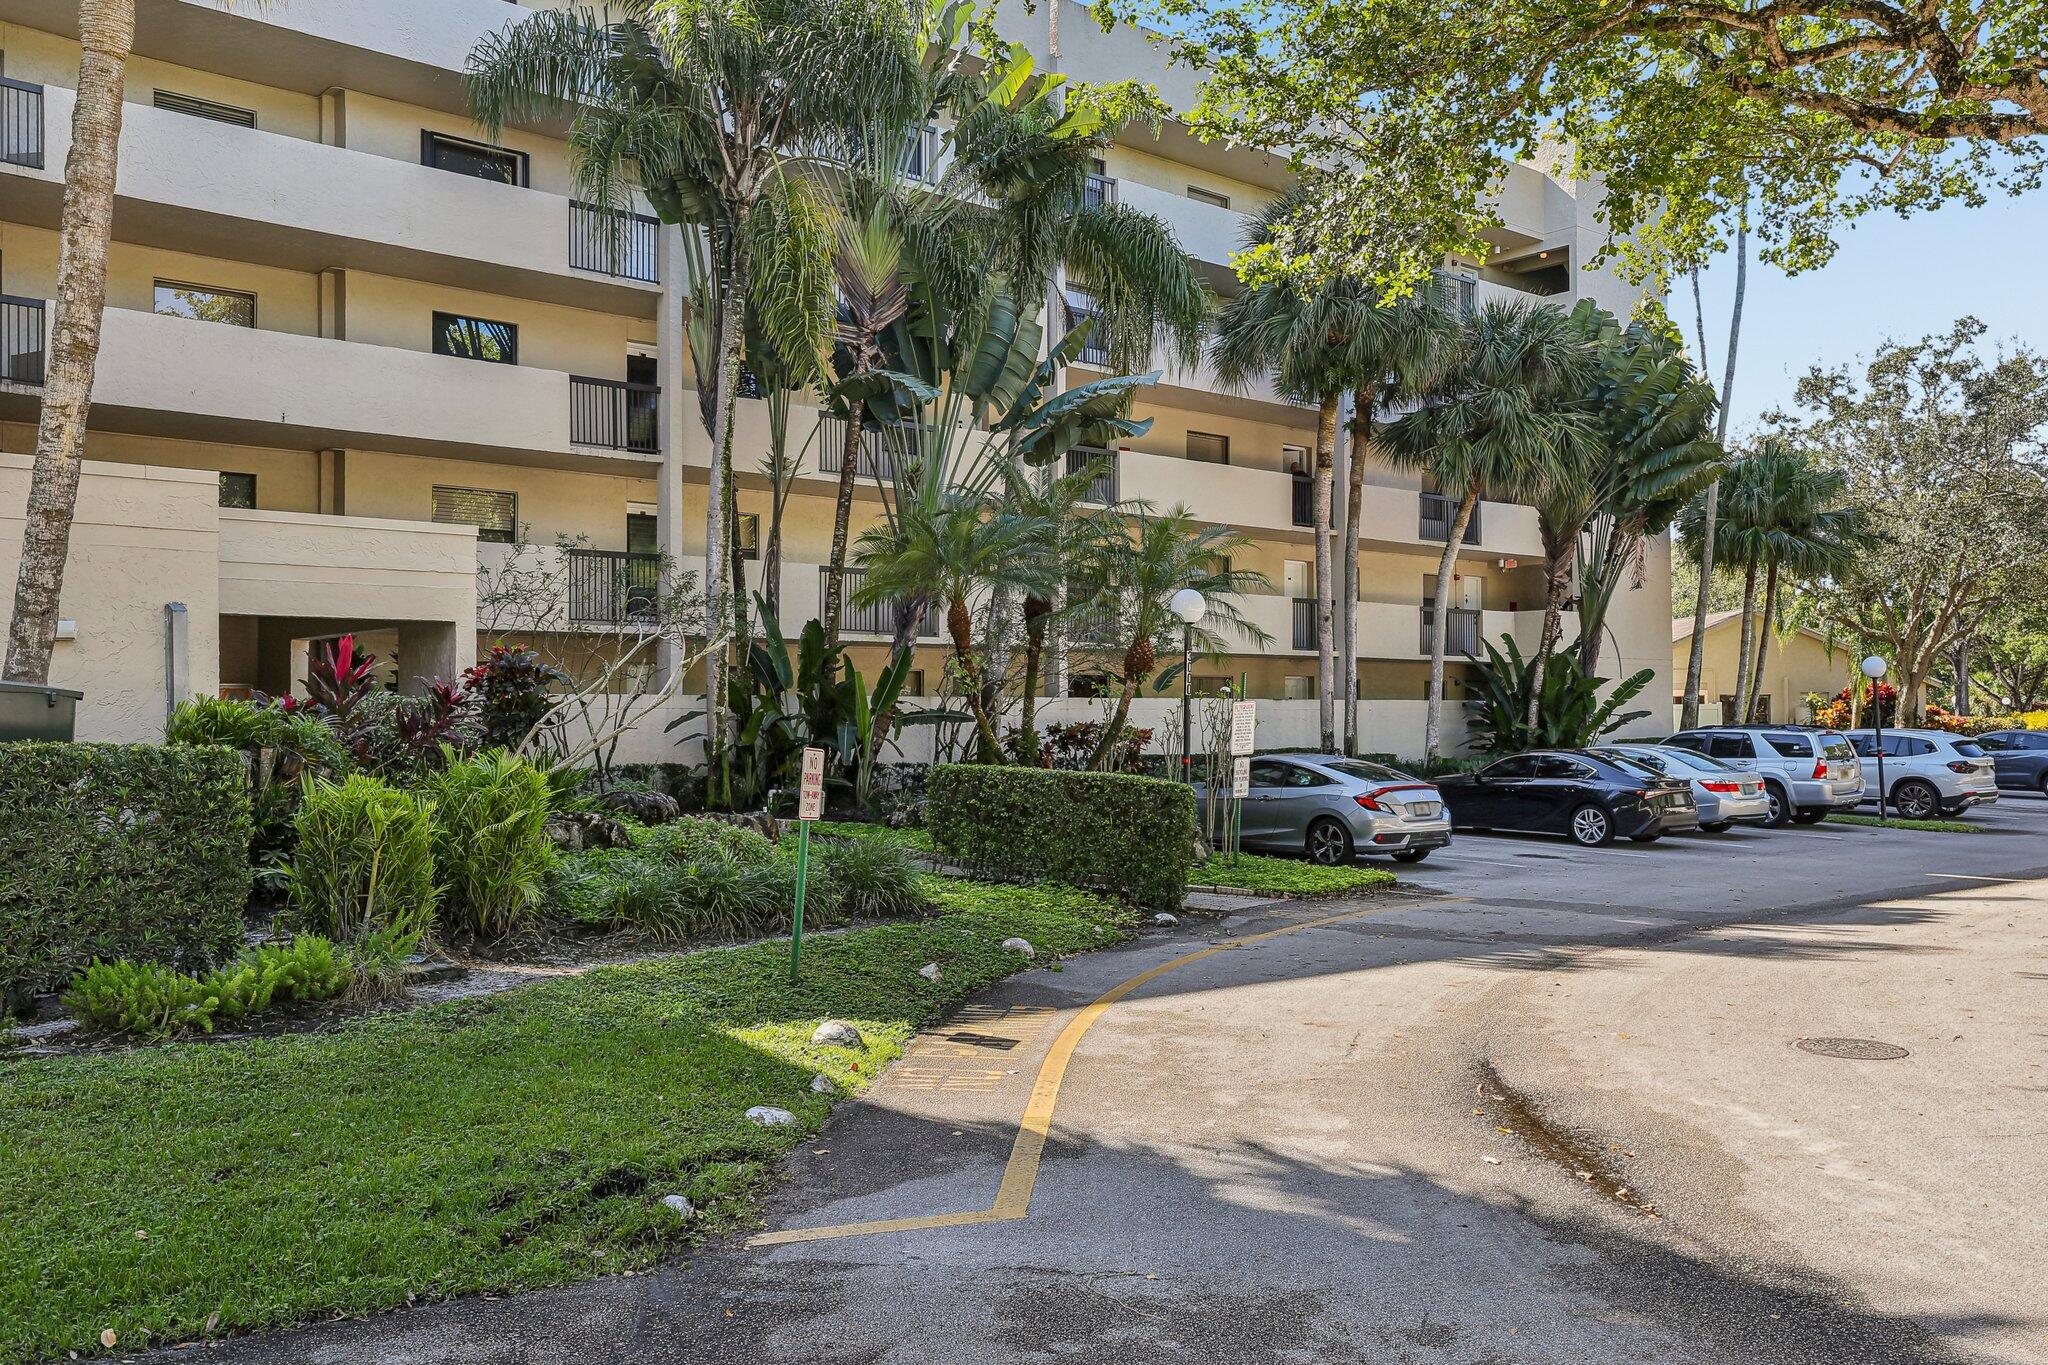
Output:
[
  {"xmin": 1588, "ymin": 743, "xmax": 1771, "ymax": 831},
  {"xmin": 1198, "ymin": 753, "xmax": 1453, "ymax": 865}
]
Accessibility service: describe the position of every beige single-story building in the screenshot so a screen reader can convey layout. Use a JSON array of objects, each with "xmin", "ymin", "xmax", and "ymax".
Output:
[{"xmin": 1672, "ymin": 610, "xmax": 1853, "ymax": 725}]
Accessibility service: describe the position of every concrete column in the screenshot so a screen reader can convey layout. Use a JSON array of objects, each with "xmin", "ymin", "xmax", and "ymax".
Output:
[
  {"xmin": 317, "ymin": 450, "xmax": 348, "ymax": 515},
  {"xmin": 395, "ymin": 621, "xmax": 462, "ymax": 695},
  {"xmin": 318, "ymin": 89, "xmax": 348, "ymax": 147},
  {"xmin": 317, "ymin": 270, "xmax": 348, "ymax": 340}
]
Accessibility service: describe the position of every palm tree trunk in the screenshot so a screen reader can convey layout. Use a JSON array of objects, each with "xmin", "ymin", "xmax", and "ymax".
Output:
[
  {"xmin": 1731, "ymin": 558, "xmax": 1759, "ymax": 726},
  {"xmin": 946, "ymin": 596, "xmax": 1004, "ymax": 761},
  {"xmin": 1745, "ymin": 557, "xmax": 1780, "ymax": 722},
  {"xmin": 1341, "ymin": 389, "xmax": 1372, "ymax": 753},
  {"xmin": 821, "ymin": 407, "xmax": 865, "ymax": 655},
  {"xmin": 1680, "ymin": 223, "xmax": 1747, "ymax": 731},
  {"xmin": 1424, "ymin": 490, "xmax": 1478, "ymax": 762},
  {"xmin": 1525, "ymin": 530, "xmax": 1574, "ymax": 733},
  {"xmin": 1313, "ymin": 393, "xmax": 1338, "ymax": 752},
  {"xmin": 1085, "ymin": 681, "xmax": 1137, "ymax": 771},
  {"xmin": 1019, "ymin": 599, "xmax": 1049, "ymax": 763},
  {"xmin": 702, "ymin": 217, "xmax": 751, "ymax": 804},
  {"xmin": 4, "ymin": 0, "xmax": 134, "ymax": 683}
]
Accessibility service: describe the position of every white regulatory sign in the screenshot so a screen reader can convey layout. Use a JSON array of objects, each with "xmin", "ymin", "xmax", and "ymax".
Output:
[
  {"xmin": 798, "ymin": 746, "xmax": 826, "ymax": 822},
  {"xmin": 1229, "ymin": 700, "xmax": 1257, "ymax": 756},
  {"xmin": 1231, "ymin": 756, "xmax": 1251, "ymax": 798}
]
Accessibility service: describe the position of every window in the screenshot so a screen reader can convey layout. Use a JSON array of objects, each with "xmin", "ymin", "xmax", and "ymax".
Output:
[
  {"xmin": 1482, "ymin": 755, "xmax": 1539, "ymax": 780},
  {"xmin": 1283, "ymin": 674, "xmax": 1313, "ymax": 700},
  {"xmin": 421, "ymin": 130, "xmax": 527, "ymax": 186},
  {"xmin": 1186, "ymin": 185, "xmax": 1231, "ymax": 210},
  {"xmin": 1662, "ymin": 734, "xmax": 1706, "ymax": 753},
  {"xmin": 626, "ymin": 511, "xmax": 658, "ymax": 554},
  {"xmin": 1706, "ymin": 734, "xmax": 1755, "ymax": 760},
  {"xmin": 1535, "ymin": 756, "xmax": 1594, "ymax": 780},
  {"xmin": 902, "ymin": 125, "xmax": 939, "ymax": 181},
  {"xmin": 154, "ymin": 280, "xmax": 255, "ymax": 327},
  {"xmin": 905, "ymin": 669, "xmax": 926, "ymax": 695},
  {"xmin": 218, "ymin": 472, "xmax": 256, "ymax": 508},
  {"xmin": 431, "ymin": 485, "xmax": 517, "ymax": 543},
  {"xmin": 1249, "ymin": 760, "xmax": 1316, "ymax": 788},
  {"xmin": 1761, "ymin": 731, "xmax": 1815, "ymax": 757},
  {"xmin": 433, "ymin": 312, "xmax": 518, "ymax": 364},
  {"xmin": 736, "ymin": 512, "xmax": 760, "ymax": 561},
  {"xmin": 1192, "ymin": 675, "xmax": 1232, "ymax": 697},
  {"xmin": 1186, "ymin": 431, "xmax": 1229, "ymax": 465},
  {"xmin": 154, "ymin": 90, "xmax": 255, "ymax": 127},
  {"xmin": 1952, "ymin": 740, "xmax": 1987, "ymax": 758}
]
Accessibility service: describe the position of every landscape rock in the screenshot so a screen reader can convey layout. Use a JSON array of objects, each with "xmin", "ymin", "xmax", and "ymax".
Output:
[
  {"xmin": 543, "ymin": 810, "xmax": 631, "ymax": 852},
  {"xmin": 810, "ymin": 1074, "xmax": 835, "ymax": 1094},
  {"xmin": 596, "ymin": 788, "xmax": 683, "ymax": 825},
  {"xmin": 745, "ymin": 1106, "xmax": 798, "ymax": 1127},
  {"xmin": 661, "ymin": 1194, "xmax": 695, "ymax": 1217},
  {"xmin": 1154, "ymin": 912, "xmax": 1180, "ymax": 925},
  {"xmin": 918, "ymin": 962, "xmax": 943, "ymax": 982},
  {"xmin": 811, "ymin": 1020, "xmax": 867, "ymax": 1050},
  {"xmin": 1000, "ymin": 937, "xmax": 1036, "ymax": 959}
]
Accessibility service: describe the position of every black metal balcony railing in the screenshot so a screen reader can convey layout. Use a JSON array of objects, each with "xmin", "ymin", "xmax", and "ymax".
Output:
[
  {"xmin": 1419, "ymin": 492, "xmax": 1481, "ymax": 546},
  {"xmin": 566, "ymin": 549, "xmax": 661, "ymax": 625},
  {"xmin": 817, "ymin": 417, "xmax": 920, "ymax": 479},
  {"xmin": 1420, "ymin": 607, "xmax": 1483, "ymax": 657},
  {"xmin": 1291, "ymin": 473, "xmax": 1314, "ymax": 528},
  {"xmin": 1, "ymin": 77, "xmax": 43, "ymax": 170},
  {"xmin": 1, "ymin": 295, "xmax": 46, "ymax": 388},
  {"xmin": 1292, "ymin": 596, "xmax": 1316, "ymax": 651},
  {"xmin": 568, "ymin": 202, "xmax": 659, "ymax": 282},
  {"xmin": 570, "ymin": 376, "xmax": 659, "ymax": 453},
  {"xmin": 826, "ymin": 566, "xmax": 934, "ymax": 638},
  {"xmin": 1082, "ymin": 173, "xmax": 1116, "ymax": 210},
  {"xmin": 1065, "ymin": 446, "xmax": 1118, "ymax": 504},
  {"xmin": 1062, "ymin": 294, "xmax": 1112, "ymax": 367}
]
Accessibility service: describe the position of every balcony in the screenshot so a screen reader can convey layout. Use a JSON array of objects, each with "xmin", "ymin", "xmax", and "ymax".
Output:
[
  {"xmin": 566, "ymin": 549, "xmax": 663, "ymax": 625},
  {"xmin": 217, "ymin": 507, "xmax": 478, "ymax": 625},
  {"xmin": 1082, "ymin": 173, "xmax": 1116, "ymax": 210},
  {"xmin": 0, "ymin": 305, "xmax": 659, "ymax": 472},
  {"xmin": 1, "ymin": 82, "xmax": 658, "ymax": 316},
  {"xmin": 1291, "ymin": 597, "xmax": 1316, "ymax": 651},
  {"xmin": 1062, "ymin": 293, "xmax": 1113, "ymax": 367},
  {"xmin": 820, "ymin": 566, "xmax": 935, "ymax": 639},
  {"xmin": 1420, "ymin": 607, "xmax": 1483, "ymax": 657},
  {"xmin": 816, "ymin": 417, "xmax": 920, "ymax": 479},
  {"xmin": 1065, "ymin": 446, "xmax": 1118, "ymax": 504},
  {"xmin": 0, "ymin": 295, "xmax": 43, "ymax": 388},
  {"xmin": 1112, "ymin": 177, "xmax": 1245, "ymax": 270},
  {"xmin": 1419, "ymin": 492, "xmax": 1482, "ymax": 546},
  {"xmin": 0, "ymin": 76, "xmax": 41, "ymax": 169},
  {"xmin": 569, "ymin": 377, "xmax": 660, "ymax": 454},
  {"xmin": 1291, "ymin": 473, "xmax": 1314, "ymax": 528}
]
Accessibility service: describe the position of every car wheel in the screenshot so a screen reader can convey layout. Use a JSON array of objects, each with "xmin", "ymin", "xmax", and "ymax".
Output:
[
  {"xmin": 1305, "ymin": 818, "xmax": 1355, "ymax": 866},
  {"xmin": 1791, "ymin": 808, "xmax": 1827, "ymax": 824},
  {"xmin": 2039, "ymin": 772, "xmax": 2048, "ymax": 797},
  {"xmin": 1761, "ymin": 783, "xmax": 1791, "ymax": 828},
  {"xmin": 1569, "ymin": 805, "xmax": 1615, "ymax": 847},
  {"xmin": 1700, "ymin": 820, "xmax": 1733, "ymax": 833},
  {"xmin": 1893, "ymin": 780, "xmax": 1940, "ymax": 820},
  {"xmin": 1392, "ymin": 848, "xmax": 1431, "ymax": 864}
]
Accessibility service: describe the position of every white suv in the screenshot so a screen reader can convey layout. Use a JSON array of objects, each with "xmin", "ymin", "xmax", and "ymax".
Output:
[
  {"xmin": 1661, "ymin": 727, "xmax": 1864, "ymax": 827},
  {"xmin": 1845, "ymin": 729, "xmax": 1999, "ymax": 819}
]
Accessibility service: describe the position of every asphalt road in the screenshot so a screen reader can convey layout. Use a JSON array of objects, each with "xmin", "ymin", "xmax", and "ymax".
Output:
[{"xmin": 189, "ymin": 797, "xmax": 2048, "ymax": 1365}]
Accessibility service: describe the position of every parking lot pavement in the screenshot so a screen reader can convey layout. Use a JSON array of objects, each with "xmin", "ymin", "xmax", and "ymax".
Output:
[{"xmin": 188, "ymin": 797, "xmax": 2048, "ymax": 1365}]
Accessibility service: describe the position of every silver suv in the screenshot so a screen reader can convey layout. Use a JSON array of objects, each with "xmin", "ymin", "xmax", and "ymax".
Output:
[
  {"xmin": 1845, "ymin": 728, "xmax": 1998, "ymax": 818},
  {"xmin": 1661, "ymin": 727, "xmax": 1865, "ymax": 827}
]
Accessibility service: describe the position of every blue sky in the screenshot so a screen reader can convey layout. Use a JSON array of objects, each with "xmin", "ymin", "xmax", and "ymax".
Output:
[{"xmin": 1682, "ymin": 186, "xmax": 2046, "ymax": 442}]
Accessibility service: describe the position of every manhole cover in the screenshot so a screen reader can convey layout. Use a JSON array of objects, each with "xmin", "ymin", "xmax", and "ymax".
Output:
[{"xmin": 1794, "ymin": 1037, "xmax": 1911, "ymax": 1061}]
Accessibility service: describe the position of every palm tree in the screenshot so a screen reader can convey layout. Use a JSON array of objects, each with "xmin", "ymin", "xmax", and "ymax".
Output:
[
  {"xmin": 1210, "ymin": 192, "xmax": 1378, "ymax": 751},
  {"xmin": 3, "ymin": 0, "xmax": 266, "ymax": 679},
  {"xmin": 1383, "ymin": 299, "xmax": 1600, "ymax": 760},
  {"xmin": 1679, "ymin": 219, "xmax": 1749, "ymax": 729},
  {"xmin": 850, "ymin": 489, "xmax": 1049, "ymax": 759},
  {"xmin": 469, "ymin": 0, "xmax": 918, "ymax": 794},
  {"xmin": 1070, "ymin": 508, "xmax": 1269, "ymax": 770}
]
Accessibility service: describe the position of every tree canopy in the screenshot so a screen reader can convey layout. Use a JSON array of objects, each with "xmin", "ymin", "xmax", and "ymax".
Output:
[{"xmin": 1102, "ymin": 0, "xmax": 2048, "ymax": 291}]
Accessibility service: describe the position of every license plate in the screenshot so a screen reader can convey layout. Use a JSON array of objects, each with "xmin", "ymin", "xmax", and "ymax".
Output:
[{"xmin": 1407, "ymin": 801, "xmax": 1440, "ymax": 819}]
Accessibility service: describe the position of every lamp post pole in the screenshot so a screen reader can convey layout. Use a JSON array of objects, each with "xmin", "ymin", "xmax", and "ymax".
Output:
[
  {"xmin": 1170, "ymin": 588, "xmax": 1207, "ymax": 786},
  {"xmin": 1862, "ymin": 656, "xmax": 1890, "ymax": 823}
]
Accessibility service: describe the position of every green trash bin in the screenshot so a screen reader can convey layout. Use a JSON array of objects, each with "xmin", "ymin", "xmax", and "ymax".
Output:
[{"xmin": 0, "ymin": 680, "xmax": 84, "ymax": 742}]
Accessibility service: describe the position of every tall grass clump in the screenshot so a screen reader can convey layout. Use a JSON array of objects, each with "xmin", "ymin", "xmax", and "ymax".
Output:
[
  {"xmin": 286, "ymin": 773, "xmax": 438, "ymax": 941},
  {"xmin": 420, "ymin": 750, "xmax": 557, "ymax": 938}
]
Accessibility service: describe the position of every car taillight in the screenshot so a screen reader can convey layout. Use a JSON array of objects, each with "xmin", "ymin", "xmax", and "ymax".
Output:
[
  {"xmin": 1700, "ymin": 780, "xmax": 1740, "ymax": 793},
  {"xmin": 1355, "ymin": 792, "xmax": 1386, "ymax": 812},
  {"xmin": 1811, "ymin": 759, "xmax": 1828, "ymax": 779},
  {"xmin": 1947, "ymin": 760, "xmax": 1975, "ymax": 773}
]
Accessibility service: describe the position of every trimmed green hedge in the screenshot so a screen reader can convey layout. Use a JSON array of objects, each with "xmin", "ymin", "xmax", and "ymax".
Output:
[
  {"xmin": 0, "ymin": 742, "xmax": 251, "ymax": 1001},
  {"xmin": 926, "ymin": 765, "xmax": 1195, "ymax": 913}
]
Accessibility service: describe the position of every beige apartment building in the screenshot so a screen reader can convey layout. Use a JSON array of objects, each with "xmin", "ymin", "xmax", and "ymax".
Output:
[{"xmin": 0, "ymin": 0, "xmax": 1672, "ymax": 758}]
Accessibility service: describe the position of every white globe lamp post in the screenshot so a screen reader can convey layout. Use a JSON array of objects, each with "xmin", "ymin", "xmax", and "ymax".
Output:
[
  {"xmin": 1862, "ymin": 655, "xmax": 1890, "ymax": 821},
  {"xmin": 1170, "ymin": 589, "xmax": 1207, "ymax": 783}
]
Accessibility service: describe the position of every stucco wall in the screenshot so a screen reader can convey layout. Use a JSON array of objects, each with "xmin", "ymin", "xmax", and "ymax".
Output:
[
  {"xmin": 0, "ymin": 454, "xmax": 221, "ymax": 741},
  {"xmin": 1676, "ymin": 617, "xmax": 1851, "ymax": 723}
]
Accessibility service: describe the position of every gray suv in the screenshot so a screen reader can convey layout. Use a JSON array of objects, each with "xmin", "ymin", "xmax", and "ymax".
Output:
[{"xmin": 1661, "ymin": 727, "xmax": 1864, "ymax": 827}]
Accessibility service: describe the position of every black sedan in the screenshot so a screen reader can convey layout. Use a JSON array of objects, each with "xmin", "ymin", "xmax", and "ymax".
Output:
[
  {"xmin": 1978, "ymin": 730, "xmax": 2048, "ymax": 796},
  {"xmin": 1436, "ymin": 750, "xmax": 1700, "ymax": 846}
]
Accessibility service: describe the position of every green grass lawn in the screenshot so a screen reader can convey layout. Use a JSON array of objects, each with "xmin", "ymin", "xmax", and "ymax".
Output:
[
  {"xmin": 1825, "ymin": 812, "xmax": 1985, "ymax": 833},
  {"xmin": 810, "ymin": 820, "xmax": 935, "ymax": 852},
  {"xmin": 0, "ymin": 879, "xmax": 1129, "ymax": 1363},
  {"xmin": 1191, "ymin": 852, "xmax": 1397, "ymax": 896}
]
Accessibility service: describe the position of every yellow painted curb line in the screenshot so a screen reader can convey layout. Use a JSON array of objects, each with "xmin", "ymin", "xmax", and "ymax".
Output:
[{"xmin": 752, "ymin": 898, "xmax": 1433, "ymax": 1247}]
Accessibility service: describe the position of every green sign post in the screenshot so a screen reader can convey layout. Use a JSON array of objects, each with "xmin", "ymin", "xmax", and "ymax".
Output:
[{"xmin": 791, "ymin": 746, "xmax": 825, "ymax": 979}]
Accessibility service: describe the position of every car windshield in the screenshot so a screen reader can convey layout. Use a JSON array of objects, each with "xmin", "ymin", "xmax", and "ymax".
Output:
[
  {"xmin": 1952, "ymin": 740, "xmax": 1987, "ymax": 758},
  {"xmin": 1323, "ymin": 760, "xmax": 1410, "ymax": 784},
  {"xmin": 1653, "ymin": 746, "xmax": 1736, "ymax": 773}
]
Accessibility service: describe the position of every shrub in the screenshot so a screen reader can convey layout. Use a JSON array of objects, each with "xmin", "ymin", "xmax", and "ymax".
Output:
[
  {"xmin": 633, "ymin": 817, "xmax": 774, "ymax": 867},
  {"xmin": 421, "ymin": 751, "xmax": 558, "ymax": 938},
  {"xmin": 340, "ymin": 922, "xmax": 423, "ymax": 1004},
  {"xmin": 926, "ymin": 765, "xmax": 1195, "ymax": 913},
  {"xmin": 669, "ymin": 849, "xmax": 798, "ymax": 940},
  {"xmin": 167, "ymin": 696, "xmax": 347, "ymax": 879},
  {"xmin": 63, "ymin": 935, "xmax": 352, "ymax": 1039},
  {"xmin": 0, "ymin": 742, "xmax": 251, "ymax": 1002},
  {"xmin": 287, "ymin": 773, "xmax": 438, "ymax": 941},
  {"xmin": 462, "ymin": 645, "xmax": 566, "ymax": 748},
  {"xmin": 815, "ymin": 836, "xmax": 929, "ymax": 919}
]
